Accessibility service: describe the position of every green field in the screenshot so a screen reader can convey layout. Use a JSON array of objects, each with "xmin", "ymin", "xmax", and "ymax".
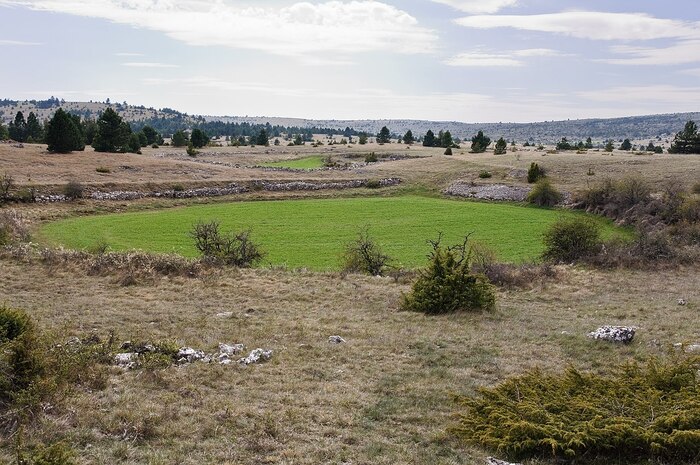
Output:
[
  {"xmin": 260, "ymin": 155, "xmax": 325, "ymax": 169},
  {"xmin": 39, "ymin": 196, "xmax": 628, "ymax": 270}
]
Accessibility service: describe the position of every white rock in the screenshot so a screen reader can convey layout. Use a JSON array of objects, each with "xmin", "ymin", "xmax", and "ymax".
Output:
[
  {"xmin": 487, "ymin": 458, "xmax": 522, "ymax": 465},
  {"xmin": 328, "ymin": 335, "xmax": 346, "ymax": 344},
  {"xmin": 678, "ymin": 298, "xmax": 687, "ymax": 306},
  {"xmin": 216, "ymin": 312, "xmax": 234, "ymax": 318},
  {"xmin": 114, "ymin": 353, "xmax": 136, "ymax": 369},
  {"xmin": 219, "ymin": 343, "xmax": 245, "ymax": 355},
  {"xmin": 686, "ymin": 344, "xmax": 700, "ymax": 353},
  {"xmin": 177, "ymin": 347, "xmax": 206, "ymax": 363},
  {"xmin": 588, "ymin": 326, "xmax": 636, "ymax": 344},
  {"xmin": 238, "ymin": 348, "xmax": 273, "ymax": 365}
]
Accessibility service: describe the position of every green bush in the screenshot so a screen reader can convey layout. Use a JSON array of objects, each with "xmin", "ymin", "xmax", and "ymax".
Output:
[
  {"xmin": 444, "ymin": 147, "xmax": 453, "ymax": 155},
  {"xmin": 26, "ymin": 441, "xmax": 78, "ymax": 465},
  {"xmin": 452, "ymin": 357, "xmax": 700, "ymax": 462},
  {"xmin": 401, "ymin": 236, "xmax": 495, "ymax": 314},
  {"xmin": 190, "ymin": 220, "xmax": 265, "ymax": 267},
  {"xmin": 341, "ymin": 230, "xmax": 392, "ymax": 276},
  {"xmin": 0, "ymin": 306, "xmax": 42, "ymax": 403},
  {"xmin": 365, "ymin": 152, "xmax": 378, "ymax": 163},
  {"xmin": 365, "ymin": 179, "xmax": 381, "ymax": 189},
  {"xmin": 478, "ymin": 171, "xmax": 492, "ymax": 179},
  {"xmin": 186, "ymin": 143, "xmax": 198, "ymax": 157},
  {"xmin": 95, "ymin": 166, "xmax": 110, "ymax": 174},
  {"xmin": 527, "ymin": 178, "xmax": 563, "ymax": 207},
  {"xmin": 527, "ymin": 162, "xmax": 545, "ymax": 183},
  {"xmin": 542, "ymin": 217, "xmax": 601, "ymax": 262}
]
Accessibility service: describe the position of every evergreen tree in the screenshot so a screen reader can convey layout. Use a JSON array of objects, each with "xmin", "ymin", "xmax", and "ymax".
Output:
[
  {"xmin": 256, "ymin": 129, "xmax": 270, "ymax": 146},
  {"xmin": 440, "ymin": 130, "xmax": 454, "ymax": 148},
  {"xmin": 556, "ymin": 137, "xmax": 573, "ymax": 150},
  {"xmin": 128, "ymin": 133, "xmax": 142, "ymax": 153},
  {"xmin": 358, "ymin": 133, "xmax": 368, "ymax": 145},
  {"xmin": 619, "ymin": 139, "xmax": 632, "ymax": 151},
  {"xmin": 377, "ymin": 126, "xmax": 391, "ymax": 144},
  {"xmin": 294, "ymin": 134, "xmax": 304, "ymax": 145},
  {"xmin": 584, "ymin": 137, "xmax": 594, "ymax": 149},
  {"xmin": 668, "ymin": 120, "xmax": 700, "ymax": 154},
  {"xmin": 8, "ymin": 111, "xmax": 27, "ymax": 142},
  {"xmin": 403, "ymin": 130, "xmax": 414, "ymax": 145},
  {"xmin": 470, "ymin": 130, "xmax": 491, "ymax": 153},
  {"xmin": 190, "ymin": 128, "xmax": 209, "ymax": 148},
  {"xmin": 93, "ymin": 108, "xmax": 131, "ymax": 152},
  {"xmin": 0, "ymin": 121, "xmax": 7, "ymax": 141},
  {"xmin": 494, "ymin": 137, "xmax": 507, "ymax": 155},
  {"xmin": 26, "ymin": 112, "xmax": 43, "ymax": 142},
  {"xmin": 137, "ymin": 131, "xmax": 148, "ymax": 147},
  {"xmin": 423, "ymin": 130, "xmax": 436, "ymax": 147},
  {"xmin": 141, "ymin": 125, "xmax": 163, "ymax": 145},
  {"xmin": 172, "ymin": 130, "xmax": 188, "ymax": 147},
  {"xmin": 45, "ymin": 108, "xmax": 84, "ymax": 153},
  {"xmin": 81, "ymin": 119, "xmax": 98, "ymax": 145},
  {"xmin": 604, "ymin": 140, "xmax": 615, "ymax": 152}
]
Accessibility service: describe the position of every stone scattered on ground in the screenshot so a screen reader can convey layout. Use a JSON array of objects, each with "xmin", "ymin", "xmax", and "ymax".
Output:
[
  {"xmin": 487, "ymin": 457, "xmax": 522, "ymax": 465},
  {"xmin": 328, "ymin": 335, "xmax": 346, "ymax": 344},
  {"xmin": 177, "ymin": 347, "xmax": 206, "ymax": 364},
  {"xmin": 114, "ymin": 353, "xmax": 136, "ymax": 369},
  {"xmin": 685, "ymin": 344, "xmax": 700, "ymax": 353},
  {"xmin": 677, "ymin": 298, "xmax": 687, "ymax": 306},
  {"xmin": 238, "ymin": 348, "xmax": 273, "ymax": 365},
  {"xmin": 215, "ymin": 311, "xmax": 234, "ymax": 318},
  {"xmin": 444, "ymin": 182, "xmax": 531, "ymax": 202},
  {"xmin": 113, "ymin": 341, "xmax": 252, "ymax": 368},
  {"xmin": 588, "ymin": 325, "xmax": 636, "ymax": 343}
]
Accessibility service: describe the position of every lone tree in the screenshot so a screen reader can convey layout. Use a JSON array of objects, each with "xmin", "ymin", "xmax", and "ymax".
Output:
[
  {"xmin": 45, "ymin": 108, "xmax": 85, "ymax": 153},
  {"xmin": 190, "ymin": 128, "xmax": 209, "ymax": 148},
  {"xmin": 470, "ymin": 130, "xmax": 491, "ymax": 153},
  {"xmin": 8, "ymin": 111, "xmax": 27, "ymax": 142},
  {"xmin": 494, "ymin": 137, "xmax": 507, "ymax": 155},
  {"xmin": 604, "ymin": 140, "xmax": 615, "ymax": 152},
  {"xmin": 669, "ymin": 120, "xmax": 700, "ymax": 154},
  {"xmin": 620, "ymin": 139, "xmax": 632, "ymax": 151},
  {"xmin": 377, "ymin": 126, "xmax": 391, "ymax": 144},
  {"xmin": 423, "ymin": 130, "xmax": 436, "ymax": 147},
  {"xmin": 358, "ymin": 133, "xmax": 368, "ymax": 145},
  {"xmin": 402, "ymin": 130, "xmax": 414, "ymax": 145},
  {"xmin": 172, "ymin": 130, "xmax": 188, "ymax": 147},
  {"xmin": 92, "ymin": 108, "xmax": 131, "ymax": 152},
  {"xmin": 440, "ymin": 130, "xmax": 454, "ymax": 148},
  {"xmin": 256, "ymin": 129, "xmax": 270, "ymax": 146}
]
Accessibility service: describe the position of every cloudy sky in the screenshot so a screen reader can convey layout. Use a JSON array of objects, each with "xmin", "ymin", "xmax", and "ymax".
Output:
[{"xmin": 1, "ymin": 0, "xmax": 699, "ymax": 122}]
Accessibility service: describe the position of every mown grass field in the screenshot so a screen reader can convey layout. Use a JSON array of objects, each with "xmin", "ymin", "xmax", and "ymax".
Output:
[
  {"xmin": 39, "ymin": 196, "xmax": 627, "ymax": 269},
  {"xmin": 260, "ymin": 155, "xmax": 326, "ymax": 169}
]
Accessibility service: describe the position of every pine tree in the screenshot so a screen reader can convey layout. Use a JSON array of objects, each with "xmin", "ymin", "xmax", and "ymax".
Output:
[
  {"xmin": 172, "ymin": 130, "xmax": 188, "ymax": 147},
  {"xmin": 256, "ymin": 129, "xmax": 270, "ymax": 146},
  {"xmin": 45, "ymin": 108, "xmax": 85, "ymax": 153},
  {"xmin": 440, "ymin": 130, "xmax": 453, "ymax": 148},
  {"xmin": 358, "ymin": 133, "xmax": 368, "ymax": 145},
  {"xmin": 377, "ymin": 126, "xmax": 391, "ymax": 144},
  {"xmin": 8, "ymin": 111, "xmax": 27, "ymax": 142},
  {"xmin": 92, "ymin": 108, "xmax": 131, "ymax": 152},
  {"xmin": 620, "ymin": 139, "xmax": 632, "ymax": 151},
  {"xmin": 494, "ymin": 137, "xmax": 507, "ymax": 155},
  {"xmin": 668, "ymin": 120, "xmax": 700, "ymax": 154},
  {"xmin": 604, "ymin": 140, "xmax": 615, "ymax": 152},
  {"xmin": 585, "ymin": 137, "xmax": 594, "ymax": 149},
  {"xmin": 403, "ymin": 130, "xmax": 414, "ymax": 145},
  {"xmin": 26, "ymin": 112, "xmax": 43, "ymax": 142},
  {"xmin": 190, "ymin": 128, "xmax": 209, "ymax": 148},
  {"xmin": 141, "ymin": 125, "xmax": 163, "ymax": 145},
  {"xmin": 470, "ymin": 130, "xmax": 491, "ymax": 153},
  {"xmin": 423, "ymin": 130, "xmax": 436, "ymax": 147},
  {"xmin": 0, "ymin": 121, "xmax": 7, "ymax": 141}
]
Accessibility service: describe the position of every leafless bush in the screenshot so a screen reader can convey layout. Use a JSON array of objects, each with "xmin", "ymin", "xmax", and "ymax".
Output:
[
  {"xmin": 0, "ymin": 210, "xmax": 30, "ymax": 245},
  {"xmin": 190, "ymin": 221, "xmax": 265, "ymax": 268},
  {"xmin": 341, "ymin": 229, "xmax": 392, "ymax": 276},
  {"xmin": 0, "ymin": 173, "xmax": 14, "ymax": 203}
]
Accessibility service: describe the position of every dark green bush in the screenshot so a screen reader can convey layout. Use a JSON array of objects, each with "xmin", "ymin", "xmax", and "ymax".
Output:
[
  {"xmin": 444, "ymin": 147, "xmax": 453, "ymax": 155},
  {"xmin": 365, "ymin": 179, "xmax": 381, "ymax": 189},
  {"xmin": 527, "ymin": 178, "xmax": 563, "ymax": 207},
  {"xmin": 341, "ymin": 230, "xmax": 391, "ymax": 276},
  {"xmin": 190, "ymin": 221, "xmax": 265, "ymax": 267},
  {"xmin": 452, "ymin": 357, "xmax": 700, "ymax": 462},
  {"xmin": 527, "ymin": 162, "xmax": 545, "ymax": 183},
  {"xmin": 478, "ymin": 171, "xmax": 492, "ymax": 179},
  {"xmin": 401, "ymin": 236, "xmax": 495, "ymax": 314},
  {"xmin": 542, "ymin": 217, "xmax": 601, "ymax": 263},
  {"xmin": 365, "ymin": 152, "xmax": 378, "ymax": 163}
]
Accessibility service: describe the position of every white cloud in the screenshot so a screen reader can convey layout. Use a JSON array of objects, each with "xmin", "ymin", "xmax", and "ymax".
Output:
[
  {"xmin": 604, "ymin": 40, "xmax": 700, "ymax": 65},
  {"xmin": 122, "ymin": 62, "xmax": 179, "ymax": 68},
  {"xmin": 578, "ymin": 85, "xmax": 700, "ymax": 105},
  {"xmin": 681, "ymin": 68, "xmax": 700, "ymax": 77},
  {"xmin": 444, "ymin": 48, "xmax": 565, "ymax": 67},
  {"xmin": 444, "ymin": 52, "xmax": 522, "ymax": 67},
  {"xmin": 4, "ymin": 0, "xmax": 438, "ymax": 57},
  {"xmin": 0, "ymin": 39, "xmax": 41, "ymax": 45},
  {"xmin": 115, "ymin": 52, "xmax": 144, "ymax": 57},
  {"xmin": 455, "ymin": 12, "xmax": 700, "ymax": 41},
  {"xmin": 430, "ymin": 0, "xmax": 516, "ymax": 14}
]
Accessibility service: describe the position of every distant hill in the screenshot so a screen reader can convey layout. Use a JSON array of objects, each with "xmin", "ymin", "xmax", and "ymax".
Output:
[{"xmin": 2, "ymin": 98, "xmax": 697, "ymax": 143}]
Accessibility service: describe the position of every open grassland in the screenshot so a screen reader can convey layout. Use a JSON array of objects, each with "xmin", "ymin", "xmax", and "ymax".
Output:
[
  {"xmin": 0, "ymin": 260, "xmax": 697, "ymax": 465},
  {"xmin": 38, "ymin": 196, "xmax": 627, "ymax": 269},
  {"xmin": 260, "ymin": 155, "xmax": 326, "ymax": 169}
]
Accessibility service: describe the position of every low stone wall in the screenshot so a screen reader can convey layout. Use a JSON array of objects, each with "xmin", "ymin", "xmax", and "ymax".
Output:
[{"xmin": 444, "ymin": 182, "xmax": 531, "ymax": 202}]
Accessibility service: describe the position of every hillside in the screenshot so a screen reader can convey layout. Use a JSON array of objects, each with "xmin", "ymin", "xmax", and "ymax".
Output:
[{"xmin": 1, "ymin": 97, "xmax": 698, "ymax": 143}]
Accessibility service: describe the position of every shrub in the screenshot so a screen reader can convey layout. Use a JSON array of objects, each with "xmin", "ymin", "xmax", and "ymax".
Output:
[
  {"xmin": 693, "ymin": 182, "xmax": 700, "ymax": 195},
  {"xmin": 63, "ymin": 180, "xmax": 84, "ymax": 201},
  {"xmin": 25, "ymin": 442, "xmax": 77, "ymax": 465},
  {"xmin": 190, "ymin": 221, "xmax": 265, "ymax": 267},
  {"xmin": 401, "ymin": 235, "xmax": 495, "ymax": 314},
  {"xmin": 444, "ymin": 147, "xmax": 453, "ymax": 155},
  {"xmin": 0, "ymin": 172, "xmax": 14, "ymax": 203},
  {"xmin": 341, "ymin": 230, "xmax": 392, "ymax": 276},
  {"xmin": 95, "ymin": 166, "xmax": 110, "ymax": 173},
  {"xmin": 478, "ymin": 171, "xmax": 492, "ymax": 179},
  {"xmin": 186, "ymin": 143, "xmax": 198, "ymax": 157},
  {"xmin": 542, "ymin": 217, "xmax": 601, "ymax": 263},
  {"xmin": 365, "ymin": 152, "xmax": 378, "ymax": 163},
  {"xmin": 0, "ymin": 305, "xmax": 42, "ymax": 404},
  {"xmin": 0, "ymin": 210, "xmax": 30, "ymax": 245},
  {"xmin": 527, "ymin": 178, "xmax": 563, "ymax": 207},
  {"xmin": 365, "ymin": 179, "xmax": 381, "ymax": 189},
  {"xmin": 151, "ymin": 143, "xmax": 159, "ymax": 149},
  {"xmin": 452, "ymin": 357, "xmax": 700, "ymax": 462},
  {"xmin": 527, "ymin": 162, "xmax": 545, "ymax": 183}
]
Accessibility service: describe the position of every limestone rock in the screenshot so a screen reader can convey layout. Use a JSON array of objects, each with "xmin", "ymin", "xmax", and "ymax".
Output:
[
  {"xmin": 328, "ymin": 335, "xmax": 346, "ymax": 344},
  {"xmin": 219, "ymin": 343, "xmax": 245, "ymax": 355},
  {"xmin": 177, "ymin": 347, "xmax": 206, "ymax": 363},
  {"xmin": 588, "ymin": 326, "xmax": 635, "ymax": 343},
  {"xmin": 114, "ymin": 352, "xmax": 136, "ymax": 369},
  {"xmin": 487, "ymin": 457, "xmax": 522, "ymax": 465},
  {"xmin": 238, "ymin": 348, "xmax": 273, "ymax": 365}
]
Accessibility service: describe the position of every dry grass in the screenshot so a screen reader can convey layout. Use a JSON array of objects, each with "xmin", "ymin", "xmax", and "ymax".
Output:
[{"xmin": 0, "ymin": 259, "xmax": 697, "ymax": 464}]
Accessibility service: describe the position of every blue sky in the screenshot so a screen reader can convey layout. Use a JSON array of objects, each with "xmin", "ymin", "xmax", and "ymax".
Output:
[{"xmin": 1, "ymin": 0, "xmax": 699, "ymax": 122}]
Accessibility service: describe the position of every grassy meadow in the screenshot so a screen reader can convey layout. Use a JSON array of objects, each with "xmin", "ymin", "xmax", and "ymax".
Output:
[
  {"xmin": 38, "ymin": 196, "xmax": 627, "ymax": 269},
  {"xmin": 260, "ymin": 155, "xmax": 326, "ymax": 169}
]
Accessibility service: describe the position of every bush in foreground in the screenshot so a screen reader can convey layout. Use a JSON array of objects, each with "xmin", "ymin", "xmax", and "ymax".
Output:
[
  {"xmin": 401, "ymin": 235, "xmax": 495, "ymax": 314},
  {"xmin": 341, "ymin": 230, "xmax": 391, "ymax": 276},
  {"xmin": 542, "ymin": 217, "xmax": 601, "ymax": 263},
  {"xmin": 452, "ymin": 357, "xmax": 700, "ymax": 462},
  {"xmin": 190, "ymin": 221, "xmax": 265, "ymax": 267}
]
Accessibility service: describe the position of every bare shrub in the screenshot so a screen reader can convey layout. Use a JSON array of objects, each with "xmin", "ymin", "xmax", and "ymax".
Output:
[
  {"xmin": 0, "ymin": 210, "xmax": 30, "ymax": 246},
  {"xmin": 0, "ymin": 172, "xmax": 14, "ymax": 203},
  {"xmin": 341, "ymin": 229, "xmax": 392, "ymax": 276},
  {"xmin": 190, "ymin": 221, "xmax": 265, "ymax": 267},
  {"xmin": 63, "ymin": 180, "xmax": 84, "ymax": 201}
]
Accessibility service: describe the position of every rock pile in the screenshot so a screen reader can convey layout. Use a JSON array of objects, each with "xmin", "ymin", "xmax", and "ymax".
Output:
[
  {"xmin": 444, "ymin": 182, "xmax": 531, "ymax": 202},
  {"xmin": 588, "ymin": 326, "xmax": 636, "ymax": 343},
  {"xmin": 114, "ymin": 341, "xmax": 268, "ymax": 369}
]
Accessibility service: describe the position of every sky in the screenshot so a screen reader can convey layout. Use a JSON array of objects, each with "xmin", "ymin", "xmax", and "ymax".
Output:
[{"xmin": 1, "ymin": 0, "xmax": 699, "ymax": 122}]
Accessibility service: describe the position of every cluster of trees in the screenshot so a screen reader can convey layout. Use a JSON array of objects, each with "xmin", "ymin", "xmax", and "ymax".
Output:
[
  {"xmin": 556, "ymin": 137, "xmax": 594, "ymax": 151},
  {"xmin": 669, "ymin": 120, "xmax": 700, "ymax": 154},
  {"xmin": 422, "ymin": 129, "xmax": 457, "ymax": 148}
]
